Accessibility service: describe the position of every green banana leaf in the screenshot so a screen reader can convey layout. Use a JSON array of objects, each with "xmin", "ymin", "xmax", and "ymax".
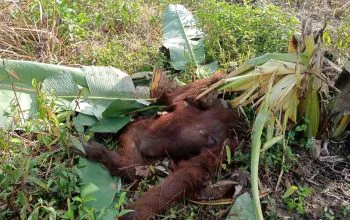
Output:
[
  {"xmin": 226, "ymin": 193, "xmax": 257, "ymax": 220},
  {"xmin": 78, "ymin": 157, "xmax": 121, "ymax": 212},
  {"xmin": 0, "ymin": 59, "xmax": 150, "ymax": 131},
  {"xmin": 163, "ymin": 4, "xmax": 205, "ymax": 71}
]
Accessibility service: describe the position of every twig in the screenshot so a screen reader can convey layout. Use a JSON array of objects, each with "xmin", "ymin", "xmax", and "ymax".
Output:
[{"xmin": 275, "ymin": 154, "xmax": 285, "ymax": 192}]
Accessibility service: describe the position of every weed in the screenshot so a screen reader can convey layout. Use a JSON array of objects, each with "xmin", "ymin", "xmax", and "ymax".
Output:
[
  {"xmin": 115, "ymin": 192, "xmax": 134, "ymax": 218},
  {"xmin": 282, "ymin": 185, "xmax": 313, "ymax": 214}
]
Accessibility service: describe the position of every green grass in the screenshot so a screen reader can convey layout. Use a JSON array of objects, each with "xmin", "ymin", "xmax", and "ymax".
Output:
[
  {"xmin": 196, "ymin": 0, "xmax": 299, "ymax": 67},
  {"xmin": 1, "ymin": 0, "xmax": 299, "ymax": 74}
]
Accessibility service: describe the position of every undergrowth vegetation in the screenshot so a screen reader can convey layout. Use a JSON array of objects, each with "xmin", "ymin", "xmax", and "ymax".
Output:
[
  {"xmin": 0, "ymin": 94, "xmax": 80, "ymax": 218},
  {"xmin": 196, "ymin": 0, "xmax": 299, "ymax": 66},
  {"xmin": 1, "ymin": 0, "xmax": 349, "ymax": 219},
  {"xmin": 1, "ymin": 0, "xmax": 298, "ymax": 74}
]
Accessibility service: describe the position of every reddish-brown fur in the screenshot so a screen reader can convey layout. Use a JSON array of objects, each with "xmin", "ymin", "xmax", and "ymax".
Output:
[{"xmin": 82, "ymin": 74, "xmax": 246, "ymax": 219}]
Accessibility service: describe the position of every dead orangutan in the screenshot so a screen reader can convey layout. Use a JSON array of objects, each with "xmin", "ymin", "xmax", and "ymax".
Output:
[{"xmin": 81, "ymin": 73, "xmax": 246, "ymax": 220}]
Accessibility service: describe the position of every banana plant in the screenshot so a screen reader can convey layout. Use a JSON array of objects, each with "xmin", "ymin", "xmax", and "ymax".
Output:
[{"xmin": 201, "ymin": 19, "xmax": 327, "ymax": 219}]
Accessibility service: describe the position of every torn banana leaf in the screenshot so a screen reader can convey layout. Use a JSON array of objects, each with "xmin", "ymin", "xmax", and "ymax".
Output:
[
  {"xmin": 0, "ymin": 59, "xmax": 151, "ymax": 130},
  {"xmin": 196, "ymin": 53, "xmax": 309, "ymax": 100}
]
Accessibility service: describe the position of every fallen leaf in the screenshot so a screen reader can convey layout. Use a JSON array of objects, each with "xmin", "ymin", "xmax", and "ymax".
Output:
[{"xmin": 197, "ymin": 180, "xmax": 237, "ymax": 200}]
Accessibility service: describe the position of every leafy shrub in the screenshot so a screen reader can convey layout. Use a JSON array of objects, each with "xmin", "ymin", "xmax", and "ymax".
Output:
[{"xmin": 196, "ymin": 0, "xmax": 299, "ymax": 66}]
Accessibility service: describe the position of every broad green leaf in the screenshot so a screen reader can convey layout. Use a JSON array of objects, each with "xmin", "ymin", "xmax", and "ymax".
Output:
[
  {"xmin": 226, "ymin": 193, "xmax": 257, "ymax": 220},
  {"xmin": 78, "ymin": 157, "xmax": 120, "ymax": 211},
  {"xmin": 131, "ymin": 71, "xmax": 153, "ymax": 86},
  {"xmin": 81, "ymin": 183, "xmax": 100, "ymax": 198},
  {"xmin": 83, "ymin": 66, "xmax": 136, "ymax": 98},
  {"xmin": 0, "ymin": 59, "xmax": 86, "ymax": 88},
  {"xmin": 0, "ymin": 59, "xmax": 150, "ymax": 128},
  {"xmin": 89, "ymin": 116, "xmax": 132, "ymax": 133},
  {"xmin": 71, "ymin": 99, "xmax": 111, "ymax": 119},
  {"xmin": 103, "ymin": 100, "xmax": 164, "ymax": 118},
  {"xmin": 42, "ymin": 71, "xmax": 80, "ymax": 97},
  {"xmin": 163, "ymin": 4, "xmax": 205, "ymax": 70},
  {"xmin": 0, "ymin": 89, "xmax": 37, "ymax": 128},
  {"xmin": 97, "ymin": 192, "xmax": 133, "ymax": 220},
  {"xmin": 102, "ymin": 99, "xmax": 147, "ymax": 117},
  {"xmin": 73, "ymin": 113, "xmax": 98, "ymax": 134},
  {"xmin": 28, "ymin": 208, "xmax": 39, "ymax": 220}
]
